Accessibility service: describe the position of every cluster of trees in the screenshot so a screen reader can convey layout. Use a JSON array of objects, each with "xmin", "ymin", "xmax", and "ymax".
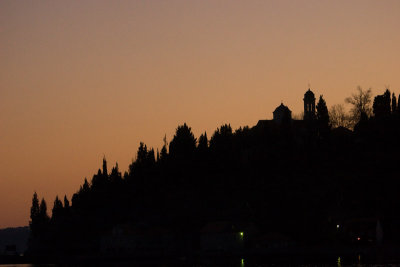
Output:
[
  {"xmin": 329, "ymin": 86, "xmax": 400, "ymax": 129},
  {"xmin": 29, "ymin": 192, "xmax": 49, "ymax": 238},
  {"xmin": 372, "ymin": 89, "xmax": 398, "ymax": 119},
  {"xmin": 28, "ymin": 86, "xmax": 400, "ymax": 255}
]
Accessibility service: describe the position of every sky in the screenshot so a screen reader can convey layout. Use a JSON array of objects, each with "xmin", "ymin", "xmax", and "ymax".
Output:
[{"xmin": 1, "ymin": 0, "xmax": 399, "ymax": 228}]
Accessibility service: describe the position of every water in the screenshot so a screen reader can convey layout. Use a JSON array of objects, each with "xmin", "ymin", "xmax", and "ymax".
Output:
[{"xmin": 1, "ymin": 257, "xmax": 400, "ymax": 267}]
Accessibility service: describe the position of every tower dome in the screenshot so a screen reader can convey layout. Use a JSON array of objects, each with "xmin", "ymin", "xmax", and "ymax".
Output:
[{"xmin": 304, "ymin": 89, "xmax": 315, "ymax": 98}]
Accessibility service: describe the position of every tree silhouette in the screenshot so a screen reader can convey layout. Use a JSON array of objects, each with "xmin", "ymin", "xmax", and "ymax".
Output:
[
  {"xmin": 26, "ymin": 88, "xmax": 400, "ymax": 257},
  {"xmin": 110, "ymin": 162, "xmax": 122, "ymax": 184},
  {"xmin": 316, "ymin": 95, "xmax": 330, "ymax": 137},
  {"xmin": 210, "ymin": 124, "xmax": 233, "ymax": 149},
  {"xmin": 197, "ymin": 132, "xmax": 208, "ymax": 150},
  {"xmin": 51, "ymin": 196, "xmax": 63, "ymax": 221},
  {"xmin": 29, "ymin": 192, "xmax": 40, "ymax": 237},
  {"xmin": 159, "ymin": 134, "xmax": 168, "ymax": 162},
  {"xmin": 92, "ymin": 157, "xmax": 109, "ymax": 189},
  {"xmin": 169, "ymin": 123, "xmax": 196, "ymax": 159},
  {"xmin": 128, "ymin": 142, "xmax": 156, "ymax": 179},
  {"xmin": 39, "ymin": 199, "xmax": 49, "ymax": 223},
  {"xmin": 210, "ymin": 124, "xmax": 233, "ymax": 165},
  {"xmin": 32, "ymin": 198, "xmax": 50, "ymax": 236},
  {"xmin": 354, "ymin": 111, "xmax": 369, "ymax": 133},
  {"xmin": 63, "ymin": 195, "xmax": 70, "ymax": 219},
  {"xmin": 147, "ymin": 149, "xmax": 155, "ymax": 164},
  {"xmin": 82, "ymin": 178, "xmax": 90, "ymax": 192},
  {"xmin": 373, "ymin": 89, "xmax": 391, "ymax": 119},
  {"xmin": 63, "ymin": 195, "xmax": 70, "ymax": 209},
  {"xmin": 345, "ymin": 86, "xmax": 372, "ymax": 126},
  {"xmin": 136, "ymin": 142, "xmax": 148, "ymax": 164},
  {"xmin": 102, "ymin": 156, "xmax": 108, "ymax": 177},
  {"xmin": 329, "ymin": 104, "xmax": 351, "ymax": 129},
  {"xmin": 196, "ymin": 132, "xmax": 209, "ymax": 162}
]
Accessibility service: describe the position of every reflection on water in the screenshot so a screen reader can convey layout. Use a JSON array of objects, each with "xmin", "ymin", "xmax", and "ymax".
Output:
[{"xmin": 337, "ymin": 256, "xmax": 342, "ymax": 267}]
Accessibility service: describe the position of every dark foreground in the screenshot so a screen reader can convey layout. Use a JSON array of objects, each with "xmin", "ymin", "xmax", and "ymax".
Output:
[{"xmin": 3, "ymin": 245, "xmax": 400, "ymax": 266}]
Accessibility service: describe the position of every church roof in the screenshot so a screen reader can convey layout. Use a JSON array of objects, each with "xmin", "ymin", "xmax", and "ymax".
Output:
[{"xmin": 273, "ymin": 103, "xmax": 291, "ymax": 114}]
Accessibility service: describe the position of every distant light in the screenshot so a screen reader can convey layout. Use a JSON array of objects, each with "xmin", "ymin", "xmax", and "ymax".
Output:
[
  {"xmin": 336, "ymin": 224, "xmax": 340, "ymax": 229},
  {"xmin": 357, "ymin": 237, "xmax": 361, "ymax": 241},
  {"xmin": 240, "ymin": 232, "xmax": 244, "ymax": 237}
]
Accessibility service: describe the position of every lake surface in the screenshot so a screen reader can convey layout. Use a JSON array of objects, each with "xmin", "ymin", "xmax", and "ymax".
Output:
[{"xmin": 2, "ymin": 259, "xmax": 400, "ymax": 267}]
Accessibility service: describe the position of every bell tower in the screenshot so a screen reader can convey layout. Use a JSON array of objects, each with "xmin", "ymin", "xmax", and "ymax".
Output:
[{"xmin": 303, "ymin": 89, "xmax": 316, "ymax": 121}]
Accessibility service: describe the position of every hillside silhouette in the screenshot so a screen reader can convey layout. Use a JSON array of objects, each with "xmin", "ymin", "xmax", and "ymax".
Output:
[{"xmin": 26, "ymin": 88, "xmax": 400, "ymax": 262}]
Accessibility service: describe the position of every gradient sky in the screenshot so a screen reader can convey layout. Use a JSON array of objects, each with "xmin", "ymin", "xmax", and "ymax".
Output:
[{"xmin": 1, "ymin": 0, "xmax": 399, "ymax": 228}]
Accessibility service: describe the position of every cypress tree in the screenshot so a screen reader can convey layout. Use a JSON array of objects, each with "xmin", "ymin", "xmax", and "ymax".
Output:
[
  {"xmin": 63, "ymin": 195, "xmax": 70, "ymax": 209},
  {"xmin": 38, "ymin": 198, "xmax": 50, "ymax": 233},
  {"xmin": 102, "ymin": 157, "xmax": 108, "ymax": 177},
  {"xmin": 51, "ymin": 196, "xmax": 63, "ymax": 221},
  {"xmin": 198, "ymin": 132, "xmax": 209, "ymax": 151},
  {"xmin": 39, "ymin": 198, "xmax": 49, "ymax": 222},
  {"xmin": 29, "ymin": 192, "xmax": 40, "ymax": 236},
  {"xmin": 82, "ymin": 178, "xmax": 90, "ymax": 192},
  {"xmin": 197, "ymin": 132, "xmax": 209, "ymax": 160},
  {"xmin": 316, "ymin": 95, "xmax": 330, "ymax": 137}
]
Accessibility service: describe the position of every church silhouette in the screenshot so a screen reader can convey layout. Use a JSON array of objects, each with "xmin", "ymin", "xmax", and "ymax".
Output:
[{"xmin": 257, "ymin": 88, "xmax": 317, "ymax": 126}]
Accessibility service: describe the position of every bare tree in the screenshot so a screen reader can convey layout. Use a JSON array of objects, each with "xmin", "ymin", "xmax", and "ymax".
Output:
[
  {"xmin": 292, "ymin": 111, "xmax": 304, "ymax": 120},
  {"xmin": 345, "ymin": 86, "xmax": 372, "ymax": 126},
  {"xmin": 329, "ymin": 104, "xmax": 351, "ymax": 129}
]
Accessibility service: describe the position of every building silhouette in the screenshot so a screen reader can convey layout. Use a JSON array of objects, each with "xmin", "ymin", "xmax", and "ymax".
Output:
[
  {"xmin": 303, "ymin": 89, "xmax": 316, "ymax": 121},
  {"xmin": 257, "ymin": 88, "xmax": 316, "ymax": 126},
  {"xmin": 273, "ymin": 103, "xmax": 292, "ymax": 123}
]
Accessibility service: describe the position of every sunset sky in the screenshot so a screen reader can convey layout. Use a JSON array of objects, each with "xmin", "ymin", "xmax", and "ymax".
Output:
[{"xmin": 1, "ymin": 0, "xmax": 400, "ymax": 228}]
